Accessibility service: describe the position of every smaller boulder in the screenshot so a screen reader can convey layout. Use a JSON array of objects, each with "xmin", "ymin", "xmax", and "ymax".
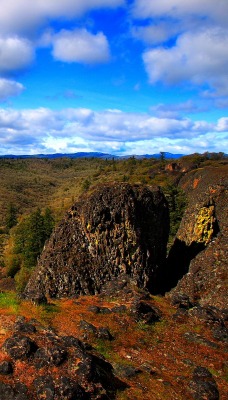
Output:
[
  {"xmin": 33, "ymin": 375, "xmax": 55, "ymax": 400},
  {"xmin": 0, "ymin": 360, "xmax": 13, "ymax": 375},
  {"xmin": 189, "ymin": 366, "xmax": 219, "ymax": 400},
  {"xmin": 131, "ymin": 301, "xmax": 162, "ymax": 324},
  {"xmin": 3, "ymin": 334, "xmax": 37, "ymax": 360}
]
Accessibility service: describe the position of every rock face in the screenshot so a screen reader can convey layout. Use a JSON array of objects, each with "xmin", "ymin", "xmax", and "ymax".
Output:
[
  {"xmin": 167, "ymin": 165, "xmax": 228, "ymax": 308},
  {"xmin": 24, "ymin": 184, "xmax": 169, "ymax": 299}
]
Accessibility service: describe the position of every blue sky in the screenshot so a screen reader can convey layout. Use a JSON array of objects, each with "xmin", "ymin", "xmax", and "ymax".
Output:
[{"xmin": 0, "ymin": 0, "xmax": 227, "ymax": 155}]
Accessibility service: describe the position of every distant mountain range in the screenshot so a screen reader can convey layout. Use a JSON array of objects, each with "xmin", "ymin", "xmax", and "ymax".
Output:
[{"xmin": 0, "ymin": 152, "xmax": 184, "ymax": 160}]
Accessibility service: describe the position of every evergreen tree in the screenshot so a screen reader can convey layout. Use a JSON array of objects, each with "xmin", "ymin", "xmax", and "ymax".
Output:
[
  {"xmin": 43, "ymin": 207, "xmax": 55, "ymax": 239},
  {"xmin": 5, "ymin": 203, "xmax": 17, "ymax": 231}
]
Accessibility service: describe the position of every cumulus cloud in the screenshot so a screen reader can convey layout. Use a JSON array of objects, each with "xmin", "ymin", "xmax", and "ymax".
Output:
[
  {"xmin": 0, "ymin": 0, "xmax": 125, "ymax": 36},
  {"xmin": 0, "ymin": 79, "xmax": 25, "ymax": 101},
  {"xmin": 0, "ymin": 36, "xmax": 34, "ymax": 74},
  {"xmin": 132, "ymin": 23, "xmax": 179, "ymax": 45},
  {"xmin": 52, "ymin": 29, "xmax": 110, "ymax": 64},
  {"xmin": 132, "ymin": 0, "xmax": 228, "ymax": 26},
  {"xmin": 0, "ymin": 107, "xmax": 227, "ymax": 155},
  {"xmin": 131, "ymin": 0, "xmax": 228, "ymax": 96},
  {"xmin": 143, "ymin": 28, "xmax": 228, "ymax": 95},
  {"xmin": 0, "ymin": 0, "xmax": 123, "ymax": 77}
]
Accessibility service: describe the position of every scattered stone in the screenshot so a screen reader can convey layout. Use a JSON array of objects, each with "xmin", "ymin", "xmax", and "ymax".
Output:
[
  {"xmin": 131, "ymin": 300, "xmax": 162, "ymax": 324},
  {"xmin": 87, "ymin": 305, "xmax": 100, "ymax": 314},
  {"xmin": 172, "ymin": 308, "xmax": 189, "ymax": 322},
  {"xmin": 62, "ymin": 336, "xmax": 84, "ymax": 349},
  {"xmin": 0, "ymin": 382, "xmax": 15, "ymax": 400},
  {"xmin": 14, "ymin": 383, "xmax": 28, "ymax": 400},
  {"xmin": 0, "ymin": 360, "xmax": 13, "ymax": 375},
  {"xmin": 170, "ymin": 294, "xmax": 195, "ymax": 309},
  {"xmin": 47, "ymin": 345, "xmax": 67, "ymax": 366},
  {"xmin": 34, "ymin": 345, "xmax": 67, "ymax": 368},
  {"xmin": 96, "ymin": 327, "xmax": 113, "ymax": 341},
  {"xmin": 212, "ymin": 326, "xmax": 228, "ymax": 342},
  {"xmin": 111, "ymin": 305, "xmax": 127, "ymax": 313},
  {"xmin": 0, "ymin": 382, "xmax": 28, "ymax": 400},
  {"xmin": 189, "ymin": 306, "xmax": 227, "ymax": 326},
  {"xmin": 3, "ymin": 334, "xmax": 37, "ymax": 360},
  {"xmin": 99, "ymin": 307, "xmax": 112, "ymax": 314},
  {"xmin": 189, "ymin": 366, "xmax": 219, "ymax": 400},
  {"xmin": 114, "ymin": 364, "xmax": 142, "ymax": 378},
  {"xmin": 56, "ymin": 376, "xmax": 86, "ymax": 400},
  {"xmin": 80, "ymin": 320, "xmax": 97, "ymax": 334},
  {"xmin": 33, "ymin": 375, "xmax": 55, "ymax": 400},
  {"xmin": 184, "ymin": 332, "xmax": 219, "ymax": 349},
  {"xmin": 14, "ymin": 321, "xmax": 36, "ymax": 334},
  {"xmin": 80, "ymin": 320, "xmax": 113, "ymax": 341}
]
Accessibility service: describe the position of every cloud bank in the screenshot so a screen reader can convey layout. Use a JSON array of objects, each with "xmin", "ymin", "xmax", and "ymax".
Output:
[{"xmin": 0, "ymin": 107, "xmax": 227, "ymax": 155}]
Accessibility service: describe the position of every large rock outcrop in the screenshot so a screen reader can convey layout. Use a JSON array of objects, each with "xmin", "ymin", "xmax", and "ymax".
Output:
[
  {"xmin": 167, "ymin": 164, "xmax": 228, "ymax": 308},
  {"xmin": 24, "ymin": 184, "xmax": 169, "ymax": 300}
]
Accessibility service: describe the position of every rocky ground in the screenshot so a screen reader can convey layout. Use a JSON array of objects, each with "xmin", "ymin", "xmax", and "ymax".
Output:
[{"xmin": 0, "ymin": 277, "xmax": 227, "ymax": 399}]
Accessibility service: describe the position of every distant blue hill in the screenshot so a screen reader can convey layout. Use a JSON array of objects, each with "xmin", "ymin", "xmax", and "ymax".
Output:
[{"xmin": 0, "ymin": 151, "xmax": 184, "ymax": 160}]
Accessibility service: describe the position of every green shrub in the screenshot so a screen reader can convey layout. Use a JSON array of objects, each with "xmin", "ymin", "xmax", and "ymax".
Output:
[{"xmin": 15, "ymin": 267, "xmax": 32, "ymax": 293}]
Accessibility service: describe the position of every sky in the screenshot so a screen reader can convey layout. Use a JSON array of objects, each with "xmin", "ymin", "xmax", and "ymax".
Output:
[{"xmin": 0, "ymin": 0, "xmax": 228, "ymax": 156}]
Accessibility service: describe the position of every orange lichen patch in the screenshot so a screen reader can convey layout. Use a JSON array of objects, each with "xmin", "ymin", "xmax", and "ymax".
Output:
[{"xmin": 193, "ymin": 178, "xmax": 201, "ymax": 189}]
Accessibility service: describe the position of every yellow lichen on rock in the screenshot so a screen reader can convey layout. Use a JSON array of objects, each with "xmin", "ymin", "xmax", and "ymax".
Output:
[{"xmin": 193, "ymin": 206, "xmax": 215, "ymax": 245}]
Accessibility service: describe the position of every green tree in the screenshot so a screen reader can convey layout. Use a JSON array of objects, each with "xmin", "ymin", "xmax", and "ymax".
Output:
[
  {"xmin": 164, "ymin": 184, "xmax": 187, "ymax": 244},
  {"xmin": 82, "ymin": 179, "xmax": 91, "ymax": 191},
  {"xmin": 43, "ymin": 207, "xmax": 55, "ymax": 239},
  {"xmin": 7, "ymin": 208, "xmax": 55, "ymax": 277},
  {"xmin": 5, "ymin": 203, "xmax": 17, "ymax": 231}
]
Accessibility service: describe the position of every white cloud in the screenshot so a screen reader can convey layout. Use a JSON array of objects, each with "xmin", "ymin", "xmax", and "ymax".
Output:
[
  {"xmin": 216, "ymin": 117, "xmax": 228, "ymax": 132},
  {"xmin": 0, "ymin": 0, "xmax": 125, "ymax": 36},
  {"xmin": 52, "ymin": 29, "xmax": 110, "ymax": 64},
  {"xmin": 132, "ymin": 0, "xmax": 228, "ymax": 26},
  {"xmin": 131, "ymin": 1, "xmax": 228, "ymax": 96},
  {"xmin": 0, "ymin": 36, "xmax": 34, "ymax": 74},
  {"xmin": 143, "ymin": 28, "xmax": 228, "ymax": 95},
  {"xmin": 0, "ymin": 79, "xmax": 25, "ymax": 101},
  {"xmin": 132, "ymin": 23, "xmax": 178, "ymax": 45},
  {"xmin": 152, "ymin": 100, "xmax": 209, "ymax": 118},
  {"xmin": 0, "ymin": 107, "xmax": 227, "ymax": 155}
]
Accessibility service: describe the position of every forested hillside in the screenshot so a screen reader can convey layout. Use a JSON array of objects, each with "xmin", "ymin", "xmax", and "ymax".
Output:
[{"xmin": 0, "ymin": 152, "xmax": 226, "ymax": 291}]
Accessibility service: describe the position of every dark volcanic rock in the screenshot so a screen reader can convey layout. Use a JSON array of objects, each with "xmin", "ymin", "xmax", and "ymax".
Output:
[
  {"xmin": 170, "ymin": 293, "xmax": 195, "ymax": 309},
  {"xmin": 0, "ymin": 360, "xmax": 13, "ymax": 375},
  {"xmin": 167, "ymin": 165, "xmax": 228, "ymax": 308},
  {"xmin": 1, "ymin": 319, "xmax": 126, "ymax": 399},
  {"xmin": 131, "ymin": 300, "xmax": 162, "ymax": 324},
  {"xmin": 189, "ymin": 366, "xmax": 219, "ymax": 400},
  {"xmin": 33, "ymin": 376, "xmax": 55, "ymax": 400},
  {"xmin": 3, "ymin": 334, "xmax": 37, "ymax": 360},
  {"xmin": 23, "ymin": 184, "xmax": 169, "ymax": 299},
  {"xmin": 0, "ymin": 382, "xmax": 28, "ymax": 400},
  {"xmin": 33, "ymin": 345, "xmax": 67, "ymax": 368},
  {"xmin": 56, "ymin": 376, "xmax": 86, "ymax": 400}
]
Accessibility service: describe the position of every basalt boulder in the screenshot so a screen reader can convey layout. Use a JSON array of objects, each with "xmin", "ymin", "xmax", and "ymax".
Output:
[{"xmin": 24, "ymin": 184, "xmax": 169, "ymax": 299}]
